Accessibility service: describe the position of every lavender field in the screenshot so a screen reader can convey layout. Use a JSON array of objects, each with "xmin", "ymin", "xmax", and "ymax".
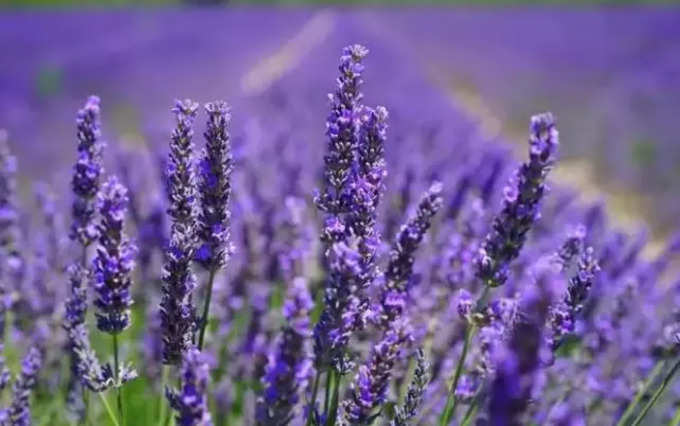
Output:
[{"xmin": 1, "ymin": 8, "xmax": 680, "ymax": 426}]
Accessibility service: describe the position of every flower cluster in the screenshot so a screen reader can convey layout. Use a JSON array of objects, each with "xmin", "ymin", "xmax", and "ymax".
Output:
[
  {"xmin": 476, "ymin": 112, "xmax": 559, "ymax": 287},
  {"xmin": 161, "ymin": 99, "xmax": 200, "ymax": 365},
  {"xmin": 70, "ymin": 96, "xmax": 105, "ymax": 247},
  {"xmin": 166, "ymin": 348, "xmax": 213, "ymax": 426},
  {"xmin": 2, "ymin": 40, "xmax": 679, "ymax": 426},
  {"xmin": 256, "ymin": 278, "xmax": 313, "ymax": 425},
  {"xmin": 92, "ymin": 176, "xmax": 137, "ymax": 334},
  {"xmin": 195, "ymin": 101, "xmax": 234, "ymax": 270}
]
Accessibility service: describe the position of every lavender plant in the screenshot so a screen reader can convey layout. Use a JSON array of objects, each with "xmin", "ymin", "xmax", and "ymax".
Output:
[
  {"xmin": 195, "ymin": 101, "xmax": 234, "ymax": 350},
  {"xmin": 0, "ymin": 38, "xmax": 678, "ymax": 426}
]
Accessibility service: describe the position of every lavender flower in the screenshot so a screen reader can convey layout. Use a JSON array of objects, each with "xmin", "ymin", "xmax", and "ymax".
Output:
[
  {"xmin": 313, "ymin": 242, "xmax": 363, "ymax": 371},
  {"xmin": 0, "ymin": 130, "xmax": 23, "ymax": 305},
  {"xmin": 315, "ymin": 44, "xmax": 369, "ymax": 221},
  {"xmin": 476, "ymin": 113, "xmax": 559, "ymax": 287},
  {"xmin": 166, "ymin": 348, "xmax": 213, "ymax": 426},
  {"xmin": 392, "ymin": 348, "xmax": 431, "ymax": 426},
  {"xmin": 256, "ymin": 278, "xmax": 313, "ymax": 425},
  {"xmin": 63, "ymin": 265, "xmax": 114, "ymax": 392},
  {"xmin": 7, "ymin": 346, "xmax": 42, "ymax": 426},
  {"xmin": 161, "ymin": 99, "xmax": 200, "ymax": 365},
  {"xmin": 488, "ymin": 262, "xmax": 560, "ymax": 425},
  {"xmin": 379, "ymin": 182, "xmax": 443, "ymax": 325},
  {"xmin": 195, "ymin": 101, "xmax": 234, "ymax": 269},
  {"xmin": 349, "ymin": 105, "xmax": 388, "ymax": 249},
  {"xmin": 71, "ymin": 96, "xmax": 105, "ymax": 247},
  {"xmin": 549, "ymin": 246, "xmax": 599, "ymax": 348},
  {"xmin": 342, "ymin": 322, "xmax": 409, "ymax": 424},
  {"xmin": 92, "ymin": 176, "xmax": 137, "ymax": 334}
]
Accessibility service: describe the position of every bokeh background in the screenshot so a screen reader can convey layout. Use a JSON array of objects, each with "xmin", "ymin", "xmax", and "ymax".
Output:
[{"xmin": 2, "ymin": 3, "xmax": 679, "ymax": 246}]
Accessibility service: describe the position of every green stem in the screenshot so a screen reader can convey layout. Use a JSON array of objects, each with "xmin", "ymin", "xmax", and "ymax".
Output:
[
  {"xmin": 631, "ymin": 358, "xmax": 680, "ymax": 426},
  {"xmin": 326, "ymin": 369, "xmax": 341, "ymax": 426},
  {"xmin": 617, "ymin": 359, "xmax": 665, "ymax": 426},
  {"xmin": 112, "ymin": 334, "xmax": 124, "ymax": 424},
  {"xmin": 669, "ymin": 403, "xmax": 680, "ymax": 426},
  {"xmin": 439, "ymin": 286, "xmax": 490, "ymax": 425},
  {"xmin": 98, "ymin": 392, "xmax": 120, "ymax": 426},
  {"xmin": 198, "ymin": 267, "xmax": 218, "ymax": 350},
  {"xmin": 158, "ymin": 366, "xmax": 170, "ymax": 426},
  {"xmin": 324, "ymin": 370, "xmax": 333, "ymax": 418},
  {"xmin": 306, "ymin": 369, "xmax": 322, "ymax": 426},
  {"xmin": 83, "ymin": 387, "xmax": 90, "ymax": 426},
  {"xmin": 460, "ymin": 400, "xmax": 479, "ymax": 426},
  {"xmin": 439, "ymin": 324, "xmax": 476, "ymax": 425}
]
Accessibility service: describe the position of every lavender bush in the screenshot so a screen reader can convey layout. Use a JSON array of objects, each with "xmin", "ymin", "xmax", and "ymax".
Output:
[{"xmin": 0, "ymin": 40, "xmax": 678, "ymax": 426}]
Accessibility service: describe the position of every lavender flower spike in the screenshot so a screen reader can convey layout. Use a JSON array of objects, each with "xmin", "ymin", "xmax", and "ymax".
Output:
[
  {"xmin": 380, "ymin": 182, "xmax": 443, "ymax": 325},
  {"xmin": 166, "ymin": 348, "xmax": 213, "ymax": 426},
  {"xmin": 7, "ymin": 346, "xmax": 42, "ymax": 426},
  {"xmin": 314, "ymin": 242, "xmax": 363, "ymax": 371},
  {"xmin": 63, "ymin": 265, "xmax": 114, "ymax": 392},
  {"xmin": 161, "ymin": 99, "xmax": 200, "ymax": 365},
  {"xmin": 256, "ymin": 277, "xmax": 313, "ymax": 425},
  {"xmin": 315, "ymin": 44, "xmax": 369, "ymax": 236},
  {"xmin": 71, "ymin": 95, "xmax": 105, "ymax": 247},
  {"xmin": 488, "ymin": 261, "xmax": 559, "ymax": 425},
  {"xmin": 0, "ymin": 131, "xmax": 21, "ymax": 327},
  {"xmin": 392, "ymin": 348, "xmax": 431, "ymax": 426},
  {"xmin": 92, "ymin": 175, "xmax": 137, "ymax": 334},
  {"xmin": 196, "ymin": 101, "xmax": 234, "ymax": 269},
  {"xmin": 476, "ymin": 112, "xmax": 559, "ymax": 287},
  {"xmin": 349, "ymin": 106, "xmax": 388, "ymax": 294},
  {"xmin": 342, "ymin": 321, "xmax": 409, "ymax": 424}
]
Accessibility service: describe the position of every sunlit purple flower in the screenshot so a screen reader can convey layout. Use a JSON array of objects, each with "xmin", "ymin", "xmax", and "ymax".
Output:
[
  {"xmin": 477, "ymin": 113, "xmax": 559, "ymax": 287},
  {"xmin": 256, "ymin": 278, "xmax": 313, "ymax": 425},
  {"xmin": 313, "ymin": 242, "xmax": 363, "ymax": 371},
  {"xmin": 379, "ymin": 182, "xmax": 443, "ymax": 325},
  {"xmin": 70, "ymin": 96, "xmax": 105, "ymax": 247},
  {"xmin": 92, "ymin": 176, "xmax": 137, "ymax": 334},
  {"xmin": 195, "ymin": 101, "xmax": 234, "ymax": 270},
  {"xmin": 161, "ymin": 99, "xmax": 200, "ymax": 365},
  {"xmin": 392, "ymin": 348, "xmax": 430, "ymax": 426},
  {"xmin": 166, "ymin": 347, "xmax": 213, "ymax": 426},
  {"xmin": 63, "ymin": 264, "xmax": 114, "ymax": 393},
  {"xmin": 343, "ymin": 322, "xmax": 409, "ymax": 424},
  {"xmin": 315, "ymin": 44, "xmax": 369, "ymax": 220},
  {"xmin": 7, "ymin": 346, "xmax": 42, "ymax": 426}
]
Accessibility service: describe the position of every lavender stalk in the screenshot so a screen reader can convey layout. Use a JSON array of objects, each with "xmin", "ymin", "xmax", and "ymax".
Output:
[
  {"xmin": 440, "ymin": 113, "xmax": 559, "ymax": 425},
  {"xmin": 160, "ymin": 99, "xmax": 200, "ymax": 366},
  {"xmin": 196, "ymin": 101, "xmax": 234, "ymax": 350}
]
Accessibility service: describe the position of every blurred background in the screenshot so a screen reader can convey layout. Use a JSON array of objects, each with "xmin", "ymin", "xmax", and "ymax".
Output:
[{"xmin": 1, "ymin": 2, "xmax": 679, "ymax": 243}]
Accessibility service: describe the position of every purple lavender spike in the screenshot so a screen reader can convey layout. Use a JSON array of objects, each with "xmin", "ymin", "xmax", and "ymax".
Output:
[
  {"xmin": 256, "ymin": 278, "xmax": 313, "ymax": 425},
  {"xmin": 392, "ymin": 348, "xmax": 431, "ymax": 426},
  {"xmin": 166, "ymin": 348, "xmax": 213, "ymax": 426},
  {"xmin": 379, "ymin": 182, "xmax": 443, "ymax": 326},
  {"xmin": 70, "ymin": 96, "xmax": 105, "ymax": 248},
  {"xmin": 195, "ymin": 101, "xmax": 234, "ymax": 270},
  {"xmin": 313, "ymin": 241, "xmax": 363, "ymax": 372},
  {"xmin": 161, "ymin": 99, "xmax": 200, "ymax": 365},
  {"xmin": 63, "ymin": 264, "xmax": 114, "ymax": 393},
  {"xmin": 476, "ymin": 113, "xmax": 559, "ymax": 288},
  {"xmin": 7, "ymin": 346, "xmax": 42, "ymax": 426},
  {"xmin": 0, "ymin": 130, "xmax": 23, "ymax": 310},
  {"xmin": 488, "ymin": 261, "xmax": 561, "ymax": 425},
  {"xmin": 315, "ymin": 44, "xmax": 369, "ymax": 224},
  {"xmin": 342, "ymin": 322, "xmax": 410, "ymax": 424},
  {"xmin": 92, "ymin": 176, "xmax": 137, "ymax": 334}
]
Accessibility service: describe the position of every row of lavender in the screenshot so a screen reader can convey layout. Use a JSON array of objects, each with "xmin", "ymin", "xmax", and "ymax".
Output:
[
  {"xmin": 1, "ymin": 42, "xmax": 680, "ymax": 426},
  {"xmin": 373, "ymin": 8, "xmax": 680, "ymax": 235}
]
